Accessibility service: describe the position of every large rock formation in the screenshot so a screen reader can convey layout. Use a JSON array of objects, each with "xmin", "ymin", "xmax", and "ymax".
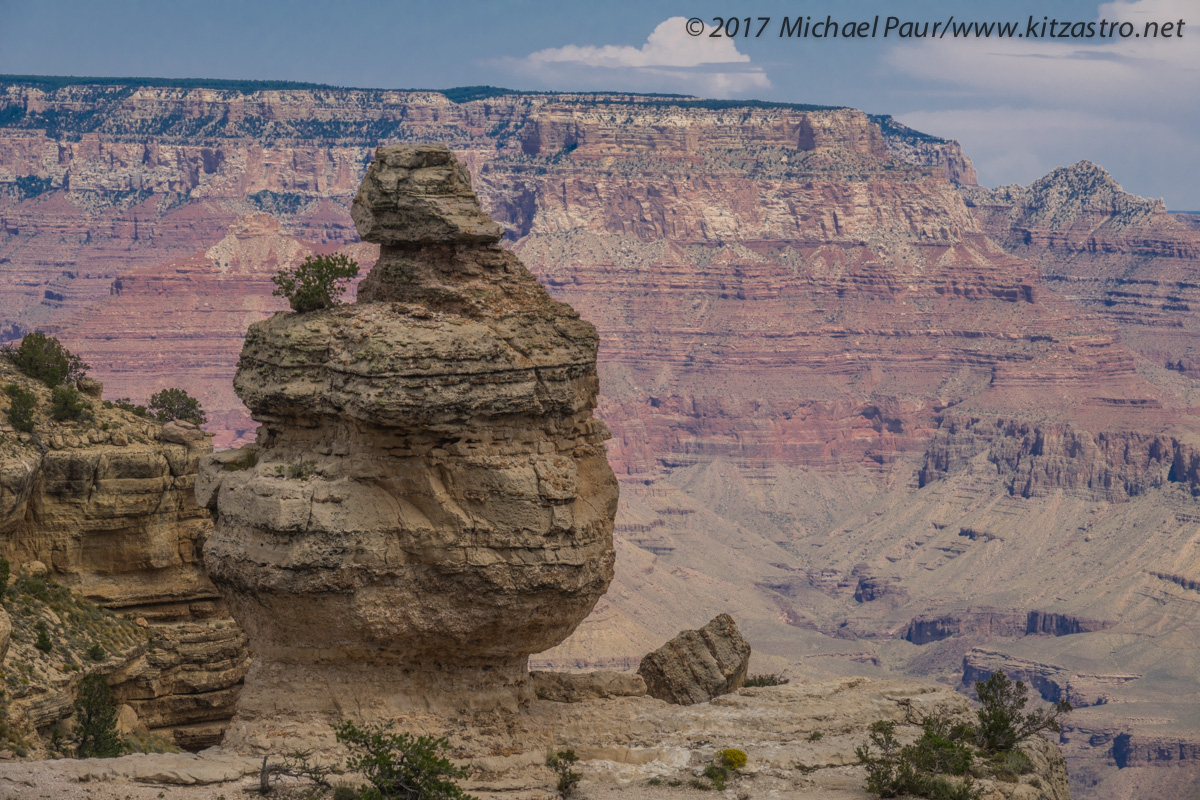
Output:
[{"xmin": 197, "ymin": 143, "xmax": 618, "ymax": 747}]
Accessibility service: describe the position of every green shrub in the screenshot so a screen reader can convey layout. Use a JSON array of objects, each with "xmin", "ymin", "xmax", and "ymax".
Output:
[
  {"xmin": 86, "ymin": 643, "xmax": 106, "ymax": 662},
  {"xmin": 547, "ymin": 749, "xmax": 581, "ymax": 798},
  {"xmin": 111, "ymin": 397, "xmax": 148, "ymax": 417},
  {"xmin": 272, "ymin": 252, "xmax": 359, "ymax": 313},
  {"xmin": 991, "ymin": 749, "xmax": 1033, "ymax": 780},
  {"xmin": 974, "ymin": 670, "xmax": 1071, "ymax": 754},
  {"xmin": 4, "ymin": 384, "xmax": 37, "ymax": 432},
  {"xmin": 696, "ymin": 748, "xmax": 746, "ymax": 791},
  {"xmin": 49, "ymin": 385, "xmax": 89, "ymax": 422},
  {"xmin": 334, "ymin": 719, "xmax": 477, "ymax": 800},
  {"xmin": 857, "ymin": 718, "xmax": 979, "ymax": 800},
  {"xmin": 34, "ymin": 621, "xmax": 52, "ymax": 653},
  {"xmin": 702, "ymin": 763, "xmax": 727, "ymax": 790},
  {"xmin": 744, "ymin": 673, "xmax": 790, "ymax": 687},
  {"xmin": 0, "ymin": 557, "xmax": 9, "ymax": 602},
  {"xmin": 5, "ymin": 332, "xmax": 88, "ymax": 387},
  {"xmin": 74, "ymin": 673, "xmax": 121, "ymax": 758},
  {"xmin": 147, "ymin": 387, "xmax": 206, "ymax": 426},
  {"xmin": 285, "ymin": 460, "xmax": 317, "ymax": 479}
]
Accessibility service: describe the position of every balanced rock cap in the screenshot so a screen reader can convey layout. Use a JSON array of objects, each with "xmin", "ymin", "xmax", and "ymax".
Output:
[{"xmin": 351, "ymin": 143, "xmax": 505, "ymax": 245}]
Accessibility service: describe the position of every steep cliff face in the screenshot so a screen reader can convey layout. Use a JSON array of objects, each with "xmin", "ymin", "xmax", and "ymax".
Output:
[
  {"xmin": 918, "ymin": 416, "xmax": 1194, "ymax": 501},
  {"xmin": 197, "ymin": 144, "xmax": 617, "ymax": 750},
  {"xmin": 0, "ymin": 361, "xmax": 249, "ymax": 748}
]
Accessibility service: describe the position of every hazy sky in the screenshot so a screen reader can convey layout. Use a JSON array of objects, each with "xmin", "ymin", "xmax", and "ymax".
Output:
[{"xmin": 1, "ymin": 0, "xmax": 1197, "ymax": 207}]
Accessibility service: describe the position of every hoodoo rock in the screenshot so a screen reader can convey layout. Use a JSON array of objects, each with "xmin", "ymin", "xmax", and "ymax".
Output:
[{"xmin": 197, "ymin": 143, "xmax": 618, "ymax": 749}]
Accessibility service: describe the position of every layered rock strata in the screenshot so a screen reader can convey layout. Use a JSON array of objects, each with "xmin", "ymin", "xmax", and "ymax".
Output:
[
  {"xmin": 197, "ymin": 144, "xmax": 618, "ymax": 747},
  {"xmin": 963, "ymin": 162, "xmax": 1200, "ymax": 390},
  {"xmin": 0, "ymin": 364, "xmax": 250, "ymax": 748}
]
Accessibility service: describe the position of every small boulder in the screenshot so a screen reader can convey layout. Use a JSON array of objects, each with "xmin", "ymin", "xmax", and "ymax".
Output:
[
  {"xmin": 115, "ymin": 704, "xmax": 143, "ymax": 735},
  {"xmin": 161, "ymin": 420, "xmax": 205, "ymax": 444},
  {"xmin": 637, "ymin": 613, "xmax": 751, "ymax": 705}
]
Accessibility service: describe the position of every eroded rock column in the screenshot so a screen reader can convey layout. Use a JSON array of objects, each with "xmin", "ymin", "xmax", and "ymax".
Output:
[{"xmin": 197, "ymin": 144, "xmax": 617, "ymax": 749}]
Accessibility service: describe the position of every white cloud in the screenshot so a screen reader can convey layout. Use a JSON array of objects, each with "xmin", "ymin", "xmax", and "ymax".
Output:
[
  {"xmin": 504, "ymin": 17, "xmax": 770, "ymax": 98},
  {"xmin": 885, "ymin": 0, "xmax": 1200, "ymax": 205},
  {"xmin": 885, "ymin": 0, "xmax": 1197, "ymax": 113}
]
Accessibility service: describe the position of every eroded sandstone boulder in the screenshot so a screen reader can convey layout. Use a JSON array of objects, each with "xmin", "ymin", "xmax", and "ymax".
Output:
[
  {"xmin": 198, "ymin": 143, "xmax": 618, "ymax": 748},
  {"xmin": 637, "ymin": 614, "xmax": 751, "ymax": 705}
]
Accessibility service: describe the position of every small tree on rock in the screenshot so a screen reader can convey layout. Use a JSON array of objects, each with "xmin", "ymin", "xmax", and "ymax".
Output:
[
  {"xmin": 974, "ymin": 669, "xmax": 1071, "ymax": 754},
  {"xmin": 148, "ymin": 388, "xmax": 207, "ymax": 426},
  {"xmin": 334, "ymin": 720, "xmax": 477, "ymax": 800},
  {"xmin": 49, "ymin": 385, "xmax": 90, "ymax": 422},
  {"xmin": 272, "ymin": 253, "xmax": 359, "ymax": 313},
  {"xmin": 74, "ymin": 673, "xmax": 122, "ymax": 758},
  {"xmin": 4, "ymin": 384, "xmax": 37, "ymax": 432},
  {"xmin": 5, "ymin": 332, "xmax": 88, "ymax": 387}
]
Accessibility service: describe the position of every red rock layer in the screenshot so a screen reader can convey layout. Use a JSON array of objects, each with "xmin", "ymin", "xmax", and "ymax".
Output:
[{"xmin": 0, "ymin": 83, "xmax": 1187, "ymax": 473}]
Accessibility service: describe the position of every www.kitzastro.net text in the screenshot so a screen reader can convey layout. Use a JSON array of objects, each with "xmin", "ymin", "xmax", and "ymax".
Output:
[{"xmin": 684, "ymin": 15, "xmax": 1186, "ymax": 39}]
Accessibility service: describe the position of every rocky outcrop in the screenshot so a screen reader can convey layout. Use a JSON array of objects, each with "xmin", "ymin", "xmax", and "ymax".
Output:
[
  {"xmin": 963, "ymin": 648, "xmax": 1141, "ymax": 708},
  {"xmin": 637, "ymin": 614, "xmax": 750, "ymax": 705},
  {"xmin": 0, "ymin": 394, "xmax": 214, "ymax": 612},
  {"xmin": 1112, "ymin": 732, "xmax": 1200, "ymax": 768},
  {"xmin": 853, "ymin": 575, "xmax": 906, "ymax": 605},
  {"xmin": 197, "ymin": 144, "xmax": 618, "ymax": 748},
  {"xmin": 905, "ymin": 610, "xmax": 1026, "ymax": 645},
  {"xmin": 0, "ymin": 362, "xmax": 249, "ymax": 749},
  {"xmin": 873, "ymin": 114, "xmax": 979, "ymax": 185},
  {"xmin": 963, "ymin": 161, "xmax": 1200, "ymax": 415},
  {"xmin": 919, "ymin": 416, "xmax": 1187, "ymax": 500},
  {"xmin": 904, "ymin": 609, "xmax": 1111, "ymax": 645}
]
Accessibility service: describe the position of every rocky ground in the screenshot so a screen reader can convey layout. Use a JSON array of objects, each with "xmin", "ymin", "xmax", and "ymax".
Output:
[{"xmin": 0, "ymin": 676, "xmax": 1069, "ymax": 800}]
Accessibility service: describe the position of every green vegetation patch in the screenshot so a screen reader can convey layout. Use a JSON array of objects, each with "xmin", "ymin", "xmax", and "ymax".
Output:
[{"xmin": 0, "ymin": 565, "xmax": 147, "ymax": 755}]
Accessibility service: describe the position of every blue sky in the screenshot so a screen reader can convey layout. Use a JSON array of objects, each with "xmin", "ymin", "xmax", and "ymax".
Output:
[{"xmin": 1, "ymin": 0, "xmax": 1197, "ymax": 207}]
